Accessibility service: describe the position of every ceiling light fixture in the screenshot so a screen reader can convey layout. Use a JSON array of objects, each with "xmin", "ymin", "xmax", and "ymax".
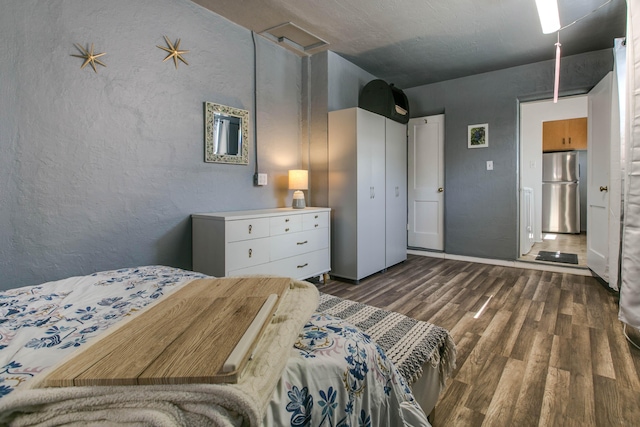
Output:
[
  {"xmin": 536, "ymin": 0, "xmax": 614, "ymax": 103},
  {"xmin": 535, "ymin": 0, "xmax": 561, "ymax": 34},
  {"xmin": 534, "ymin": 0, "xmax": 561, "ymax": 102}
]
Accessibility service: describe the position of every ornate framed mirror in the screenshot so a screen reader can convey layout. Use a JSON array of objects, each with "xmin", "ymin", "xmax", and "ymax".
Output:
[{"xmin": 204, "ymin": 102, "xmax": 249, "ymax": 165}]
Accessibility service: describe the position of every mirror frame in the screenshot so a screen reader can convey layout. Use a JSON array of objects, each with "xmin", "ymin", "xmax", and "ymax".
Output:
[{"xmin": 204, "ymin": 102, "xmax": 249, "ymax": 165}]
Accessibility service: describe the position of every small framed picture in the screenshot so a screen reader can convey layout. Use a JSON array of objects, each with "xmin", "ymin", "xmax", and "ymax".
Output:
[{"xmin": 468, "ymin": 123, "xmax": 488, "ymax": 148}]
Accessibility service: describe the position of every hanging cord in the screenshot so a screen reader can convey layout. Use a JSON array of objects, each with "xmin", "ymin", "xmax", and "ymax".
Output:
[
  {"xmin": 251, "ymin": 31, "xmax": 259, "ymax": 176},
  {"xmin": 552, "ymin": 0, "xmax": 613, "ymax": 102},
  {"xmin": 623, "ymin": 323, "xmax": 640, "ymax": 351},
  {"xmin": 553, "ymin": 32, "xmax": 561, "ymax": 103},
  {"xmin": 558, "ymin": 0, "xmax": 613, "ymax": 32},
  {"xmin": 305, "ymin": 55, "xmax": 312, "ymax": 198}
]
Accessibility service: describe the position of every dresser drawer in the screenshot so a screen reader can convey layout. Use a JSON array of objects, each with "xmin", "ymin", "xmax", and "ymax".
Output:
[
  {"xmin": 229, "ymin": 248, "xmax": 330, "ymax": 280},
  {"xmin": 226, "ymin": 218, "xmax": 270, "ymax": 242},
  {"xmin": 226, "ymin": 237, "xmax": 270, "ymax": 271},
  {"xmin": 270, "ymin": 228, "xmax": 329, "ymax": 261},
  {"xmin": 271, "ymin": 249, "xmax": 330, "ymax": 279},
  {"xmin": 270, "ymin": 214, "xmax": 302, "ymax": 235},
  {"xmin": 303, "ymin": 211, "xmax": 329, "ymax": 230}
]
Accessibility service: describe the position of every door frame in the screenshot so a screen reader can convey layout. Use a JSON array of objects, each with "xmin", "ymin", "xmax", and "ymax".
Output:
[
  {"xmin": 407, "ymin": 114, "xmax": 445, "ymax": 251},
  {"xmin": 518, "ymin": 96, "xmax": 589, "ymax": 260}
]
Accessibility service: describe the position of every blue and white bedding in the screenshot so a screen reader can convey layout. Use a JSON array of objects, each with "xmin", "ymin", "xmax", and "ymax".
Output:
[
  {"xmin": 0, "ymin": 266, "xmax": 430, "ymax": 426},
  {"xmin": 266, "ymin": 313, "xmax": 427, "ymax": 426},
  {"xmin": 0, "ymin": 266, "xmax": 207, "ymax": 400}
]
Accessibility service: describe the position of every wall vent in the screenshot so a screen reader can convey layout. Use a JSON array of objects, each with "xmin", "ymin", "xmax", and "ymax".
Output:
[{"xmin": 259, "ymin": 22, "xmax": 329, "ymax": 56}]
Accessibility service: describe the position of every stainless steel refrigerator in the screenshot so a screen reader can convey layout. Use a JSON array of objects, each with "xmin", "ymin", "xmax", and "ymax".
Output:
[{"xmin": 542, "ymin": 151, "xmax": 580, "ymax": 233}]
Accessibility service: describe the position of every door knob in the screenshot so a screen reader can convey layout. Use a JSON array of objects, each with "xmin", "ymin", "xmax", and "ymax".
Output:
[
  {"xmin": 438, "ymin": 187, "xmax": 444, "ymax": 193},
  {"xmin": 600, "ymin": 186, "xmax": 608, "ymax": 192}
]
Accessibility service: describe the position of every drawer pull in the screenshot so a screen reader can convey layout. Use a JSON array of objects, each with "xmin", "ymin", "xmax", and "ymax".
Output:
[
  {"xmin": 248, "ymin": 248, "xmax": 252, "ymax": 258},
  {"xmin": 297, "ymin": 263, "xmax": 308, "ymax": 269},
  {"xmin": 248, "ymin": 224, "xmax": 252, "ymax": 234},
  {"xmin": 285, "ymin": 227, "xmax": 290, "ymax": 232},
  {"xmin": 285, "ymin": 218, "xmax": 290, "ymax": 222},
  {"xmin": 297, "ymin": 240, "xmax": 308, "ymax": 245},
  {"xmin": 315, "ymin": 224, "xmax": 319, "ymax": 228},
  {"xmin": 314, "ymin": 215, "xmax": 318, "ymax": 218}
]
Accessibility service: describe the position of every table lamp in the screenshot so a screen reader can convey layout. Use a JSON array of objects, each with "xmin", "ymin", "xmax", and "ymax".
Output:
[{"xmin": 288, "ymin": 169, "xmax": 308, "ymax": 209}]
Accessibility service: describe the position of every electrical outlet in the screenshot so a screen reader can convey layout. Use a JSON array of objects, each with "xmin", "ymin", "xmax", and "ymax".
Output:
[
  {"xmin": 255, "ymin": 173, "xmax": 267, "ymax": 186},
  {"xmin": 486, "ymin": 160, "xmax": 493, "ymax": 171}
]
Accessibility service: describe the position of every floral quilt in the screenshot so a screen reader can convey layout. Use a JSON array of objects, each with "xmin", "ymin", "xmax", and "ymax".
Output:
[
  {"xmin": 264, "ymin": 313, "xmax": 429, "ymax": 426},
  {"xmin": 0, "ymin": 267, "xmax": 428, "ymax": 426},
  {"xmin": 0, "ymin": 266, "xmax": 206, "ymax": 399}
]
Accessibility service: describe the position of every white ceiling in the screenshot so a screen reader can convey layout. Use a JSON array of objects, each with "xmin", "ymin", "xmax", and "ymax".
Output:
[{"xmin": 192, "ymin": 0, "xmax": 626, "ymax": 89}]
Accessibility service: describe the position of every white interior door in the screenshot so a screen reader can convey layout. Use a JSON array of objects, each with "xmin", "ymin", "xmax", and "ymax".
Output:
[
  {"xmin": 587, "ymin": 72, "xmax": 613, "ymax": 282},
  {"xmin": 407, "ymin": 115, "xmax": 444, "ymax": 250}
]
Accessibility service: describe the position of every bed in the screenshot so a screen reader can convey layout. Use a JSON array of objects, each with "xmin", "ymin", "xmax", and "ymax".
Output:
[{"xmin": 0, "ymin": 266, "xmax": 455, "ymax": 426}]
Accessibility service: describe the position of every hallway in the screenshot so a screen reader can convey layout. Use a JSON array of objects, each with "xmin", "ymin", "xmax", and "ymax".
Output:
[{"xmin": 520, "ymin": 232, "xmax": 587, "ymax": 268}]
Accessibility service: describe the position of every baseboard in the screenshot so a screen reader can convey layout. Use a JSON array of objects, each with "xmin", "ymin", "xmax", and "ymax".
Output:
[{"xmin": 407, "ymin": 249, "xmax": 593, "ymax": 276}]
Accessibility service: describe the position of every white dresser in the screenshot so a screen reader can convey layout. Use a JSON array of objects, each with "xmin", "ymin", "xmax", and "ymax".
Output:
[{"xmin": 192, "ymin": 207, "xmax": 331, "ymax": 281}]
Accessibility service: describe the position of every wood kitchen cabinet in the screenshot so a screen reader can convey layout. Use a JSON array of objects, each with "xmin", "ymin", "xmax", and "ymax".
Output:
[{"xmin": 542, "ymin": 117, "xmax": 587, "ymax": 151}]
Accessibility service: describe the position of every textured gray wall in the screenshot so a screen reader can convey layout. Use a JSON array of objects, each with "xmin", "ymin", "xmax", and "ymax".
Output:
[
  {"xmin": 405, "ymin": 50, "xmax": 613, "ymax": 260},
  {"xmin": 0, "ymin": 0, "xmax": 302, "ymax": 289},
  {"xmin": 308, "ymin": 51, "xmax": 377, "ymax": 207}
]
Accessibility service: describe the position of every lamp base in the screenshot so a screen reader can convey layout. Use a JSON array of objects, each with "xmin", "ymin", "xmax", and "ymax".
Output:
[{"xmin": 292, "ymin": 190, "xmax": 306, "ymax": 209}]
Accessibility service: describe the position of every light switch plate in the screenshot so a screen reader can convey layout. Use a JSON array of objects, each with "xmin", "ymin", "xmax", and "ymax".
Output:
[{"xmin": 486, "ymin": 161, "xmax": 493, "ymax": 171}]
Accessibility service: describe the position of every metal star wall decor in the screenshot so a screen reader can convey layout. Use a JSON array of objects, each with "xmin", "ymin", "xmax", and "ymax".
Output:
[
  {"xmin": 157, "ymin": 36, "xmax": 189, "ymax": 69},
  {"xmin": 71, "ymin": 43, "xmax": 106, "ymax": 73}
]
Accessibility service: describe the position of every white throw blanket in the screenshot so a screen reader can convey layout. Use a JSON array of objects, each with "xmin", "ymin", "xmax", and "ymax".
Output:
[{"xmin": 0, "ymin": 279, "xmax": 319, "ymax": 426}]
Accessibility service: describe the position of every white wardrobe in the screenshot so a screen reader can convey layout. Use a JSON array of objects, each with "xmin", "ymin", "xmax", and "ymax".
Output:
[{"xmin": 328, "ymin": 107, "xmax": 407, "ymax": 282}]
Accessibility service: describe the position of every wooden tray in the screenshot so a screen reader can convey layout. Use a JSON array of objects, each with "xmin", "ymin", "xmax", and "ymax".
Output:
[{"xmin": 41, "ymin": 277, "xmax": 291, "ymax": 387}]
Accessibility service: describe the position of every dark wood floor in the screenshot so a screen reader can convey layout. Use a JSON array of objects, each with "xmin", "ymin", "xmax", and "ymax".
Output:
[{"xmin": 316, "ymin": 255, "xmax": 640, "ymax": 427}]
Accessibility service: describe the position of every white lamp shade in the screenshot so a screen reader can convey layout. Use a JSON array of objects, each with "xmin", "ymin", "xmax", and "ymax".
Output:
[
  {"xmin": 288, "ymin": 170, "xmax": 308, "ymax": 190},
  {"xmin": 535, "ymin": 0, "xmax": 560, "ymax": 34},
  {"xmin": 288, "ymin": 170, "xmax": 308, "ymax": 209}
]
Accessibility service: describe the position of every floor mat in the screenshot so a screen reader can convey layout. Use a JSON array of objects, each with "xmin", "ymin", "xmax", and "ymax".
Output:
[{"xmin": 535, "ymin": 251, "xmax": 579, "ymax": 264}]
